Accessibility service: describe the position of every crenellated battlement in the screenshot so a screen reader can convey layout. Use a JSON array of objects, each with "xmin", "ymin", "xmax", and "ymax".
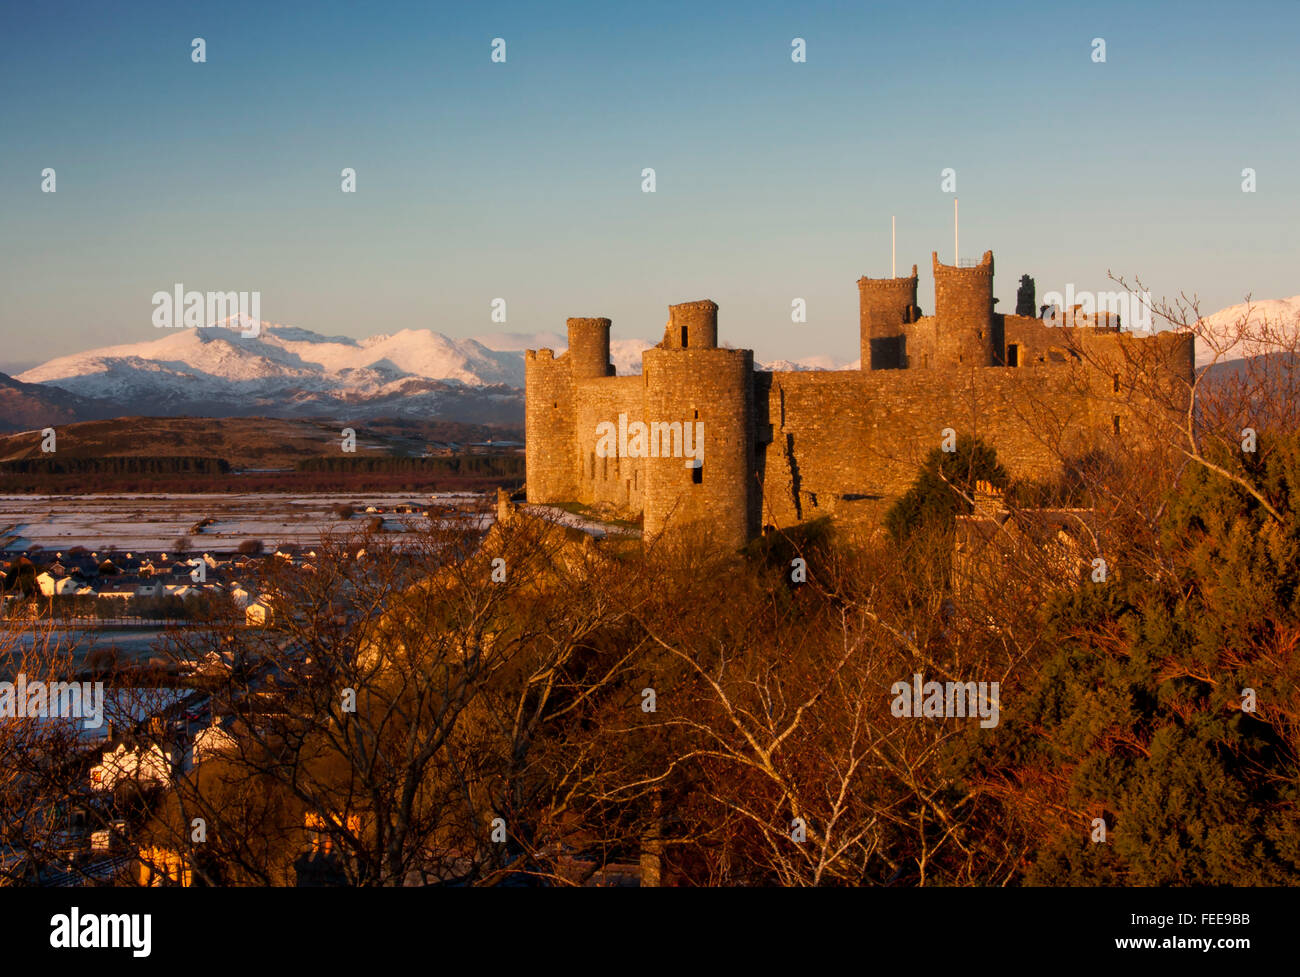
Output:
[
  {"xmin": 858, "ymin": 267, "xmax": 920, "ymax": 291},
  {"xmin": 858, "ymin": 265, "xmax": 920, "ymax": 370}
]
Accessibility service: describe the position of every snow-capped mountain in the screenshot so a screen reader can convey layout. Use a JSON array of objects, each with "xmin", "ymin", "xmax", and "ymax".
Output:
[
  {"xmin": 16, "ymin": 320, "xmax": 528, "ymax": 423},
  {"xmin": 21, "ymin": 320, "xmax": 526, "ymax": 394},
  {"xmin": 758, "ymin": 354, "xmax": 859, "ymax": 372},
  {"xmin": 1192, "ymin": 296, "xmax": 1300, "ymax": 368}
]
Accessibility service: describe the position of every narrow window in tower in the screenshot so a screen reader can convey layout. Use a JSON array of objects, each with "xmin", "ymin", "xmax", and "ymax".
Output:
[
  {"xmin": 1007, "ymin": 344, "xmax": 1019, "ymax": 367},
  {"xmin": 1113, "ymin": 415, "xmax": 1121, "ymax": 437},
  {"xmin": 692, "ymin": 464, "xmax": 703, "ymax": 485},
  {"xmin": 681, "ymin": 326, "xmax": 688, "ymax": 347},
  {"xmin": 693, "ymin": 409, "xmax": 698, "ymax": 419},
  {"xmin": 553, "ymin": 401, "xmax": 557, "ymax": 409},
  {"xmin": 1113, "ymin": 373, "xmax": 1120, "ymax": 393}
]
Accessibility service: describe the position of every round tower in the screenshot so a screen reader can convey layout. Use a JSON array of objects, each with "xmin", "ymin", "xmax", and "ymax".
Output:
[
  {"xmin": 858, "ymin": 266, "xmax": 918, "ymax": 370},
  {"xmin": 567, "ymin": 317, "xmax": 613, "ymax": 379},
  {"xmin": 932, "ymin": 250, "xmax": 995, "ymax": 368},
  {"xmin": 662, "ymin": 300, "xmax": 718, "ymax": 350},
  {"xmin": 642, "ymin": 340, "xmax": 755, "ymax": 550}
]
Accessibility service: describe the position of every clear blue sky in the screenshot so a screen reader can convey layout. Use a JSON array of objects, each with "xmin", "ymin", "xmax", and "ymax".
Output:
[{"xmin": 2, "ymin": 0, "xmax": 1296, "ymax": 371}]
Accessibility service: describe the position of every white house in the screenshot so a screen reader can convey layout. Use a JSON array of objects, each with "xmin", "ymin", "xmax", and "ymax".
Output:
[
  {"xmin": 90, "ymin": 742, "xmax": 178, "ymax": 791},
  {"xmin": 193, "ymin": 724, "xmax": 237, "ymax": 764},
  {"xmin": 193, "ymin": 650, "xmax": 233, "ymax": 677},
  {"xmin": 37, "ymin": 572, "xmax": 87, "ymax": 597},
  {"xmin": 245, "ymin": 600, "xmax": 272, "ymax": 627}
]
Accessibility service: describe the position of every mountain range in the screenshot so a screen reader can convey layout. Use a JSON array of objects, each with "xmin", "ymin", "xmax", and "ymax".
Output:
[{"xmin": 3, "ymin": 297, "xmax": 1296, "ymax": 431}]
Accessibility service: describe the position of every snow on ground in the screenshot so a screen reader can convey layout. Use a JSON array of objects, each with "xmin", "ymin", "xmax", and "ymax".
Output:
[
  {"xmin": 523, "ymin": 505, "xmax": 638, "ymax": 538},
  {"xmin": 0, "ymin": 492, "xmax": 491, "ymax": 553},
  {"xmin": 0, "ymin": 492, "xmax": 644, "ymax": 554}
]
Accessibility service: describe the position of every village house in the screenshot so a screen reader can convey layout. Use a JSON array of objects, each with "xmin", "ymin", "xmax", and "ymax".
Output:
[
  {"xmin": 193, "ymin": 721, "xmax": 238, "ymax": 764},
  {"xmin": 36, "ymin": 572, "xmax": 93, "ymax": 597},
  {"xmin": 245, "ymin": 599, "xmax": 273, "ymax": 627},
  {"xmin": 90, "ymin": 741, "xmax": 180, "ymax": 792}
]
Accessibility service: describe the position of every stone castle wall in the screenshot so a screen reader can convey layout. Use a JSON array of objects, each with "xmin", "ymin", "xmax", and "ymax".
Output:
[
  {"xmin": 642, "ymin": 345, "xmax": 756, "ymax": 546},
  {"xmin": 525, "ymin": 249, "xmax": 1194, "ymax": 550},
  {"xmin": 573, "ymin": 375, "xmax": 645, "ymax": 511},
  {"xmin": 524, "ymin": 348, "xmax": 575, "ymax": 502},
  {"xmin": 758, "ymin": 364, "xmax": 1111, "ymax": 528},
  {"xmin": 858, "ymin": 267, "xmax": 918, "ymax": 370},
  {"xmin": 928, "ymin": 250, "xmax": 996, "ymax": 368}
]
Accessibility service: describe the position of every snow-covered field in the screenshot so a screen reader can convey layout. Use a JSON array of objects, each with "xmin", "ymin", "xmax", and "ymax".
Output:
[{"xmin": 0, "ymin": 492, "xmax": 491, "ymax": 553}]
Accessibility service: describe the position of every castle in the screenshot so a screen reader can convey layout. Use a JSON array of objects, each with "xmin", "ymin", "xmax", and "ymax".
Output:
[{"xmin": 525, "ymin": 250, "xmax": 1194, "ymax": 550}]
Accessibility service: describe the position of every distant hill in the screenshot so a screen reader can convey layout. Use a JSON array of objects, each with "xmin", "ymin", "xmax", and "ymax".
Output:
[
  {"xmin": 1201, "ymin": 351, "xmax": 1300, "ymax": 385},
  {"xmin": 0, "ymin": 372, "xmax": 113, "ymax": 434},
  {"xmin": 1198, "ymin": 351, "xmax": 1300, "ymax": 430},
  {"xmin": 0, "ymin": 416, "xmax": 521, "ymax": 470}
]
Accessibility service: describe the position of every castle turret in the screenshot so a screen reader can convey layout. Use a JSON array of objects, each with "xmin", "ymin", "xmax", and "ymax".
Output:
[
  {"xmin": 643, "ymin": 300, "xmax": 754, "ymax": 549},
  {"xmin": 661, "ymin": 300, "xmax": 718, "ymax": 350},
  {"xmin": 567, "ymin": 317, "xmax": 613, "ymax": 379},
  {"xmin": 858, "ymin": 266, "xmax": 919, "ymax": 370},
  {"xmin": 932, "ymin": 250, "xmax": 995, "ymax": 368}
]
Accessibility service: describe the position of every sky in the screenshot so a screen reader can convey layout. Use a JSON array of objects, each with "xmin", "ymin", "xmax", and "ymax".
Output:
[{"xmin": 1, "ymin": 0, "xmax": 1297, "ymax": 372}]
